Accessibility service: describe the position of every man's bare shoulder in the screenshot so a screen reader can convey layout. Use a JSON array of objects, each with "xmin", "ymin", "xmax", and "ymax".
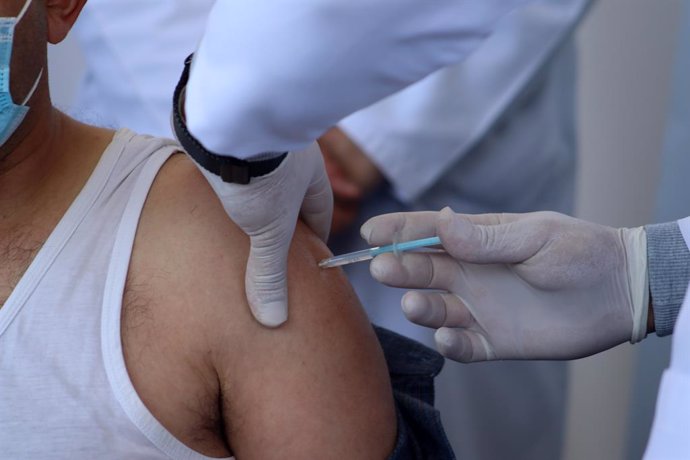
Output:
[{"xmin": 125, "ymin": 153, "xmax": 397, "ymax": 459}]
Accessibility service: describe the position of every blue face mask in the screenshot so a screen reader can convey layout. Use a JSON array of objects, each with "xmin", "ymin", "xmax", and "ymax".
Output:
[{"xmin": 0, "ymin": 0, "xmax": 43, "ymax": 147}]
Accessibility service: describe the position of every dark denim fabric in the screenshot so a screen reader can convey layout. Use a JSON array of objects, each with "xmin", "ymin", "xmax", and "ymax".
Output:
[{"xmin": 374, "ymin": 326, "xmax": 456, "ymax": 460}]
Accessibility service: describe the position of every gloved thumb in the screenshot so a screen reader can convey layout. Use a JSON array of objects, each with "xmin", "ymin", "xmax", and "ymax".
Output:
[
  {"xmin": 438, "ymin": 208, "xmax": 545, "ymax": 264},
  {"xmin": 245, "ymin": 232, "xmax": 293, "ymax": 327}
]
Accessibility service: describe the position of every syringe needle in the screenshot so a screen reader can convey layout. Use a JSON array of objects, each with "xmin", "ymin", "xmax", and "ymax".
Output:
[{"xmin": 319, "ymin": 236, "xmax": 442, "ymax": 269}]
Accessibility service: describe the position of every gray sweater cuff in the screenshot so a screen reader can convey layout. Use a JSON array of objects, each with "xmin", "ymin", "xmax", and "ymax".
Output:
[{"xmin": 645, "ymin": 222, "xmax": 690, "ymax": 337}]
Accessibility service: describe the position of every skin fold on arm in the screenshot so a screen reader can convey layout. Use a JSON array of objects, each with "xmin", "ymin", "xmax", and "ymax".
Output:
[{"xmin": 123, "ymin": 153, "xmax": 398, "ymax": 459}]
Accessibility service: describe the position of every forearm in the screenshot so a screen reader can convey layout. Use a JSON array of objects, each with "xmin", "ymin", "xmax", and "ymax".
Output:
[{"xmin": 645, "ymin": 221, "xmax": 690, "ymax": 336}]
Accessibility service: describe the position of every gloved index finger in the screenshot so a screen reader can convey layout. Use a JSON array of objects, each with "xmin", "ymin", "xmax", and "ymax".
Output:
[{"xmin": 361, "ymin": 211, "xmax": 441, "ymax": 246}]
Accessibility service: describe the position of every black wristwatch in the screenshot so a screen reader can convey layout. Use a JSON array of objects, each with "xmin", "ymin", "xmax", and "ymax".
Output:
[{"xmin": 172, "ymin": 54, "xmax": 288, "ymax": 185}]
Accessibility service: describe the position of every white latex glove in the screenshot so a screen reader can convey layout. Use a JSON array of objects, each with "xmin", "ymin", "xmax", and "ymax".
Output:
[
  {"xmin": 361, "ymin": 209, "xmax": 650, "ymax": 362},
  {"xmin": 185, "ymin": 0, "xmax": 528, "ymax": 157},
  {"xmin": 199, "ymin": 143, "xmax": 333, "ymax": 327}
]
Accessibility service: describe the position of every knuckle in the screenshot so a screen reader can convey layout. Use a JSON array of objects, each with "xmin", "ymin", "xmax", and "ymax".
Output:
[{"xmin": 475, "ymin": 226, "xmax": 496, "ymax": 258}]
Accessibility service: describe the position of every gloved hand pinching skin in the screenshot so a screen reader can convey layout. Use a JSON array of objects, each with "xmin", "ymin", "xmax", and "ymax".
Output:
[
  {"xmin": 197, "ymin": 143, "xmax": 333, "ymax": 327},
  {"xmin": 361, "ymin": 208, "xmax": 649, "ymax": 362}
]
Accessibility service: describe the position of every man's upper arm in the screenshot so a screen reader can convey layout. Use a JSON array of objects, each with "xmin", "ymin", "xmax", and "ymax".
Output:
[{"xmin": 140, "ymin": 154, "xmax": 397, "ymax": 459}]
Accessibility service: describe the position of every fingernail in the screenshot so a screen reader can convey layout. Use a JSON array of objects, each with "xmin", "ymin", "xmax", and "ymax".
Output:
[
  {"xmin": 439, "ymin": 207, "xmax": 456, "ymax": 226},
  {"xmin": 369, "ymin": 256, "xmax": 385, "ymax": 280},
  {"xmin": 255, "ymin": 302, "xmax": 288, "ymax": 328},
  {"xmin": 438, "ymin": 208, "xmax": 456, "ymax": 235},
  {"xmin": 435, "ymin": 327, "xmax": 454, "ymax": 346},
  {"xmin": 401, "ymin": 292, "xmax": 412, "ymax": 310},
  {"xmin": 401, "ymin": 292, "xmax": 417, "ymax": 317},
  {"xmin": 369, "ymin": 255, "xmax": 397, "ymax": 283},
  {"xmin": 401, "ymin": 292, "xmax": 425, "ymax": 322},
  {"xmin": 360, "ymin": 221, "xmax": 373, "ymax": 243},
  {"xmin": 439, "ymin": 207, "xmax": 466, "ymax": 239},
  {"xmin": 435, "ymin": 328, "xmax": 460, "ymax": 357}
]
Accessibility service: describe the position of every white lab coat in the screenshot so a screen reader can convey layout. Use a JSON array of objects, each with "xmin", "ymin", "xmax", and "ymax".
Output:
[
  {"xmin": 73, "ymin": 0, "xmax": 588, "ymax": 458},
  {"xmin": 644, "ymin": 217, "xmax": 690, "ymax": 458}
]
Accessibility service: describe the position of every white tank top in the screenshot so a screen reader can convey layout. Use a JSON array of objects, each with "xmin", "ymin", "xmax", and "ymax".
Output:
[{"xmin": 0, "ymin": 130, "xmax": 234, "ymax": 460}]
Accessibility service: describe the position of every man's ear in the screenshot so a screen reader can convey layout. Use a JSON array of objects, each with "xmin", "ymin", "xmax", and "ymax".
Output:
[{"xmin": 45, "ymin": 0, "xmax": 87, "ymax": 44}]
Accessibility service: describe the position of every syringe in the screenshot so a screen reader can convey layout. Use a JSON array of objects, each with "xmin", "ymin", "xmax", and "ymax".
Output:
[{"xmin": 319, "ymin": 236, "xmax": 442, "ymax": 269}]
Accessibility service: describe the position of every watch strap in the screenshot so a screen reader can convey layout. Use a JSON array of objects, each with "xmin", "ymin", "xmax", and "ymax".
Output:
[{"xmin": 172, "ymin": 54, "xmax": 287, "ymax": 185}]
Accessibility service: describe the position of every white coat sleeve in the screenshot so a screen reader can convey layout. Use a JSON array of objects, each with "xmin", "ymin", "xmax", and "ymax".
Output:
[{"xmin": 185, "ymin": 0, "xmax": 529, "ymax": 159}]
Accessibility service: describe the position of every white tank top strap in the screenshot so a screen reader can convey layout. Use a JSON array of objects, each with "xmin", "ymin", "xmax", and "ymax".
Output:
[{"xmin": 101, "ymin": 144, "xmax": 233, "ymax": 460}]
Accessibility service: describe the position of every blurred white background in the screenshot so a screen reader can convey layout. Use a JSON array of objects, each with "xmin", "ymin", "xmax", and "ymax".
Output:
[{"xmin": 47, "ymin": 1, "xmax": 687, "ymax": 458}]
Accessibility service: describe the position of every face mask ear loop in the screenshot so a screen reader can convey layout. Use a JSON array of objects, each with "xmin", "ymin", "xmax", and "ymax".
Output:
[
  {"xmin": 21, "ymin": 67, "xmax": 43, "ymax": 105},
  {"xmin": 16, "ymin": 0, "xmax": 34, "ymax": 24}
]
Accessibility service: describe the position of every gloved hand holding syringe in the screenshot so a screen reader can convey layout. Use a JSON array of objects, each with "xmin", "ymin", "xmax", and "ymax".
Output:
[
  {"xmin": 319, "ymin": 237, "xmax": 443, "ymax": 269},
  {"xmin": 354, "ymin": 208, "xmax": 650, "ymax": 363}
]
